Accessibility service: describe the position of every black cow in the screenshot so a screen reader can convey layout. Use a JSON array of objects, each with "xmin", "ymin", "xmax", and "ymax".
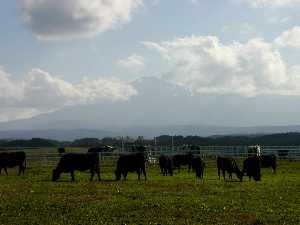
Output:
[
  {"xmin": 115, "ymin": 153, "xmax": 146, "ymax": 181},
  {"xmin": 192, "ymin": 156, "xmax": 205, "ymax": 179},
  {"xmin": 217, "ymin": 156, "xmax": 243, "ymax": 181},
  {"xmin": 260, "ymin": 154, "xmax": 277, "ymax": 174},
  {"xmin": 172, "ymin": 152, "xmax": 194, "ymax": 173},
  {"xmin": 52, "ymin": 153, "xmax": 100, "ymax": 182},
  {"xmin": 243, "ymin": 156, "xmax": 261, "ymax": 181},
  {"xmin": 159, "ymin": 155, "xmax": 173, "ymax": 176},
  {"xmin": 0, "ymin": 151, "xmax": 26, "ymax": 176}
]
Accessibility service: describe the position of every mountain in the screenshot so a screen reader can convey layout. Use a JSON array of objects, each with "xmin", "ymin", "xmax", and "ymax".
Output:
[{"xmin": 1, "ymin": 76, "xmax": 300, "ymax": 140}]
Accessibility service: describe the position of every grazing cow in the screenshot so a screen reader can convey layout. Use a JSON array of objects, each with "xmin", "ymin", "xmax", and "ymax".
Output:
[
  {"xmin": 0, "ymin": 151, "xmax": 26, "ymax": 176},
  {"xmin": 52, "ymin": 153, "xmax": 100, "ymax": 182},
  {"xmin": 159, "ymin": 155, "xmax": 173, "ymax": 176},
  {"xmin": 260, "ymin": 154, "xmax": 277, "ymax": 174},
  {"xmin": 192, "ymin": 156, "xmax": 205, "ymax": 179},
  {"xmin": 172, "ymin": 152, "xmax": 194, "ymax": 173},
  {"xmin": 243, "ymin": 156, "xmax": 261, "ymax": 181},
  {"xmin": 217, "ymin": 156, "xmax": 243, "ymax": 181},
  {"xmin": 115, "ymin": 153, "xmax": 146, "ymax": 181}
]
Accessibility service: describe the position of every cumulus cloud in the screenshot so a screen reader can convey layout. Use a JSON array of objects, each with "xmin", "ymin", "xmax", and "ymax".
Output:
[
  {"xmin": 274, "ymin": 26, "xmax": 300, "ymax": 48},
  {"xmin": 117, "ymin": 54, "xmax": 145, "ymax": 73},
  {"xmin": 0, "ymin": 68, "xmax": 24, "ymax": 105},
  {"xmin": 0, "ymin": 68, "xmax": 137, "ymax": 121},
  {"xmin": 144, "ymin": 35, "xmax": 300, "ymax": 97},
  {"xmin": 20, "ymin": 0, "xmax": 143, "ymax": 40},
  {"xmin": 232, "ymin": 0, "xmax": 300, "ymax": 8}
]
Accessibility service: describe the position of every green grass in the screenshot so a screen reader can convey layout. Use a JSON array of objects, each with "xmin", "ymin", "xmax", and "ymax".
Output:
[{"xmin": 0, "ymin": 157, "xmax": 299, "ymax": 225}]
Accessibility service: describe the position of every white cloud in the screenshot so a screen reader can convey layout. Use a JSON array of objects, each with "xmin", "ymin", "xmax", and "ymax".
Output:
[
  {"xmin": 0, "ymin": 68, "xmax": 137, "ymax": 121},
  {"xmin": 232, "ymin": 0, "xmax": 300, "ymax": 8},
  {"xmin": 0, "ymin": 68, "xmax": 24, "ymax": 105},
  {"xmin": 20, "ymin": 0, "xmax": 143, "ymax": 40},
  {"xmin": 0, "ymin": 108, "xmax": 41, "ymax": 123},
  {"xmin": 144, "ymin": 35, "xmax": 300, "ymax": 97},
  {"xmin": 117, "ymin": 54, "xmax": 145, "ymax": 73},
  {"xmin": 274, "ymin": 26, "xmax": 300, "ymax": 48}
]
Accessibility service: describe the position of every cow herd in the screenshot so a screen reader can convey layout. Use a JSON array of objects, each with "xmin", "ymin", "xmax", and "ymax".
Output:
[{"xmin": 0, "ymin": 150, "xmax": 277, "ymax": 183}]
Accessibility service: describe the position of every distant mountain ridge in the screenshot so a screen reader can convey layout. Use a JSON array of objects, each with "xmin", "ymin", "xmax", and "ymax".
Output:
[
  {"xmin": 1, "ymin": 125, "xmax": 300, "ymax": 141},
  {"xmin": 1, "ymin": 77, "xmax": 300, "ymax": 140}
]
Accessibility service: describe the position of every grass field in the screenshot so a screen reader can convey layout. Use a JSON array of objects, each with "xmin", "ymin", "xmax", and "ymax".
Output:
[{"xmin": 0, "ymin": 154, "xmax": 299, "ymax": 225}]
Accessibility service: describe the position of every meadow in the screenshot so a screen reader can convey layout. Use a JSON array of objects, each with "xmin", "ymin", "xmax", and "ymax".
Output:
[{"xmin": 0, "ymin": 150, "xmax": 299, "ymax": 225}]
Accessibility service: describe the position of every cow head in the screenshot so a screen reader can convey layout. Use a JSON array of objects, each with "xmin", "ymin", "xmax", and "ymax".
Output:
[
  {"xmin": 52, "ymin": 169, "xmax": 60, "ymax": 181},
  {"xmin": 115, "ymin": 170, "xmax": 121, "ymax": 181}
]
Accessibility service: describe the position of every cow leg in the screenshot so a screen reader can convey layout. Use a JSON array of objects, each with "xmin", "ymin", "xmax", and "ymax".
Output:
[
  {"xmin": 90, "ymin": 168, "xmax": 95, "ymax": 181},
  {"xmin": 160, "ymin": 167, "xmax": 164, "ymax": 174},
  {"xmin": 18, "ymin": 165, "xmax": 22, "ymax": 176},
  {"xmin": 229, "ymin": 172, "xmax": 232, "ymax": 180},
  {"xmin": 4, "ymin": 167, "xmax": 8, "ymax": 176},
  {"xmin": 22, "ymin": 165, "xmax": 25, "ymax": 175},
  {"xmin": 71, "ymin": 171, "xmax": 75, "ymax": 181},
  {"xmin": 137, "ymin": 169, "xmax": 141, "ymax": 181},
  {"xmin": 169, "ymin": 167, "xmax": 173, "ymax": 176},
  {"xmin": 222, "ymin": 170, "xmax": 226, "ymax": 180},
  {"xmin": 22, "ymin": 160, "xmax": 26, "ymax": 175},
  {"xmin": 218, "ymin": 168, "xmax": 221, "ymax": 180},
  {"xmin": 123, "ymin": 172, "xmax": 127, "ymax": 180},
  {"xmin": 95, "ymin": 166, "xmax": 101, "ymax": 181},
  {"xmin": 142, "ymin": 167, "xmax": 147, "ymax": 181}
]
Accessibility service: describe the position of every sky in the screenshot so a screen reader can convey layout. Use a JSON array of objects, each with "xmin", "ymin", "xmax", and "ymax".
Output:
[{"xmin": 1, "ymin": 0, "xmax": 300, "ymax": 123}]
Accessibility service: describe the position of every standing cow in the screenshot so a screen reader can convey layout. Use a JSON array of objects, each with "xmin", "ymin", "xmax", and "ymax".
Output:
[
  {"xmin": 159, "ymin": 155, "xmax": 173, "ymax": 176},
  {"xmin": 243, "ymin": 156, "xmax": 261, "ymax": 181},
  {"xmin": 217, "ymin": 156, "xmax": 243, "ymax": 181},
  {"xmin": 192, "ymin": 156, "xmax": 205, "ymax": 179},
  {"xmin": 172, "ymin": 152, "xmax": 194, "ymax": 173},
  {"xmin": 115, "ymin": 153, "xmax": 146, "ymax": 181},
  {"xmin": 52, "ymin": 153, "xmax": 101, "ymax": 182},
  {"xmin": 0, "ymin": 151, "xmax": 26, "ymax": 176}
]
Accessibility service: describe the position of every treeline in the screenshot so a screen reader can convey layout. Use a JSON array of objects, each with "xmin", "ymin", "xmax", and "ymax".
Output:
[
  {"xmin": 0, "ymin": 138, "xmax": 63, "ymax": 148},
  {"xmin": 1, "ymin": 132, "xmax": 300, "ymax": 148},
  {"xmin": 155, "ymin": 133, "xmax": 300, "ymax": 146}
]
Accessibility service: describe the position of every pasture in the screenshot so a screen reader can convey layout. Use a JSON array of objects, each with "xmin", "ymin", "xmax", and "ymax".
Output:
[{"xmin": 0, "ymin": 148, "xmax": 299, "ymax": 225}]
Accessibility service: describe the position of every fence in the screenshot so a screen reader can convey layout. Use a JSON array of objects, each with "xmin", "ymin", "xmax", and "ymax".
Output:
[{"xmin": 1, "ymin": 145, "xmax": 299, "ymax": 169}]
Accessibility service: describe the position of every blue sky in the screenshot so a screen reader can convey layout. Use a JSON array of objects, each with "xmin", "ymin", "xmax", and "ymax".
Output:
[{"xmin": 1, "ymin": 0, "xmax": 300, "ymax": 123}]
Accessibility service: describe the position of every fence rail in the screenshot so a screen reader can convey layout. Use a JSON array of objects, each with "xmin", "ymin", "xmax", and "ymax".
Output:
[{"xmin": 1, "ymin": 145, "xmax": 299, "ymax": 169}]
